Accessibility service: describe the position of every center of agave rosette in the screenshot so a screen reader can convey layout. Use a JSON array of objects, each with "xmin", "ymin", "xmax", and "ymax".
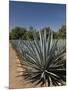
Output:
[{"xmin": 41, "ymin": 70, "xmax": 48, "ymax": 79}]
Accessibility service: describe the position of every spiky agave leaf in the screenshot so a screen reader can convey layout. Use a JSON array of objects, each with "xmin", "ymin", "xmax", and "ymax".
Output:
[{"xmin": 11, "ymin": 29, "xmax": 66, "ymax": 87}]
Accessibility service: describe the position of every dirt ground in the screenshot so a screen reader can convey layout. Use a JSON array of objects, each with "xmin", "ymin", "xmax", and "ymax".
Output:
[{"xmin": 9, "ymin": 44, "xmax": 33, "ymax": 89}]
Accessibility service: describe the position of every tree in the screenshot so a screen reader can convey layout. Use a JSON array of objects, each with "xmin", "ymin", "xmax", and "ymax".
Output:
[
  {"xmin": 9, "ymin": 27, "xmax": 27, "ymax": 40},
  {"xmin": 58, "ymin": 25, "xmax": 66, "ymax": 39}
]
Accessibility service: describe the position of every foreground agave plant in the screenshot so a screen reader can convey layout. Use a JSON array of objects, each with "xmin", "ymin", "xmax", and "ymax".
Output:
[{"xmin": 11, "ymin": 30, "xmax": 66, "ymax": 86}]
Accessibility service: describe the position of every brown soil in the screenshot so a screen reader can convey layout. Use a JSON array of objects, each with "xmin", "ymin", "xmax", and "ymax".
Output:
[{"xmin": 9, "ymin": 44, "xmax": 33, "ymax": 89}]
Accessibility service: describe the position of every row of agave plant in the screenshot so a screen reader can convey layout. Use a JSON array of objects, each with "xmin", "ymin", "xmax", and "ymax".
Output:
[{"xmin": 10, "ymin": 30, "xmax": 66, "ymax": 87}]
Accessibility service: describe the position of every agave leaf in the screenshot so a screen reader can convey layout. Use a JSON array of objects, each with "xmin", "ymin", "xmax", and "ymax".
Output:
[{"xmin": 42, "ymin": 30, "xmax": 46, "ymax": 66}]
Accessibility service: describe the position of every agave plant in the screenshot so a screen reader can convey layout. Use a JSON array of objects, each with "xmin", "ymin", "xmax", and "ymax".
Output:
[{"xmin": 11, "ymin": 30, "xmax": 66, "ymax": 86}]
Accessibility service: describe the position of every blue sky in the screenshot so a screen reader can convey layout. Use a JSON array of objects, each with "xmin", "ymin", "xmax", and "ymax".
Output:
[{"xmin": 9, "ymin": 1, "xmax": 66, "ymax": 31}]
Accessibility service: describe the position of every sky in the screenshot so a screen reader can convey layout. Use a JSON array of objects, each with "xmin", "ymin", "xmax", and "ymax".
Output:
[{"xmin": 9, "ymin": 1, "xmax": 66, "ymax": 31}]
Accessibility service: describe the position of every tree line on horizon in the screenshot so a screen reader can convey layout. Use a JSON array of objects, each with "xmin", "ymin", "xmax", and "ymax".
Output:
[{"xmin": 9, "ymin": 25, "xmax": 66, "ymax": 40}]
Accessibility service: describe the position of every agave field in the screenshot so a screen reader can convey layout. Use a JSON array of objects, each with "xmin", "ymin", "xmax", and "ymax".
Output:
[{"xmin": 10, "ymin": 30, "xmax": 66, "ymax": 87}]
